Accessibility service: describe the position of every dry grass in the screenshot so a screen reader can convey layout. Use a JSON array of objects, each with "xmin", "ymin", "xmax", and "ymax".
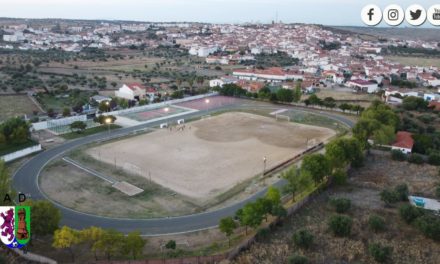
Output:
[
  {"xmin": 386, "ymin": 56, "xmax": 440, "ymax": 68},
  {"xmin": 232, "ymin": 152, "xmax": 440, "ymax": 264},
  {"xmin": 0, "ymin": 95, "xmax": 40, "ymax": 121}
]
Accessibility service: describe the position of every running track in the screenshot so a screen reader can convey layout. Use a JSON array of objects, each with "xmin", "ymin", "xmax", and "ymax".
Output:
[{"xmin": 13, "ymin": 97, "xmax": 355, "ymax": 235}]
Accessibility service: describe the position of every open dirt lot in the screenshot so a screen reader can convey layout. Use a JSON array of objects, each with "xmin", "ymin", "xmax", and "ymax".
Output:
[{"xmin": 87, "ymin": 112, "xmax": 335, "ymax": 200}]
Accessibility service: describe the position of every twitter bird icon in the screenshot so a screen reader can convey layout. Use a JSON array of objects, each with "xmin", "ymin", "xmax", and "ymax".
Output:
[
  {"xmin": 406, "ymin": 5, "xmax": 426, "ymax": 26},
  {"xmin": 410, "ymin": 9, "xmax": 422, "ymax": 20}
]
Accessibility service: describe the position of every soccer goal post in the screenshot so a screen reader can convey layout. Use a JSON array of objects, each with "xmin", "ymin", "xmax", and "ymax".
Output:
[{"xmin": 275, "ymin": 114, "xmax": 290, "ymax": 122}]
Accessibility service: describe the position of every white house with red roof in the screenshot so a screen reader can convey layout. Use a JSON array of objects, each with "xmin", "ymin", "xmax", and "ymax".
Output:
[
  {"xmin": 391, "ymin": 131, "xmax": 414, "ymax": 154},
  {"xmin": 115, "ymin": 83, "xmax": 147, "ymax": 100}
]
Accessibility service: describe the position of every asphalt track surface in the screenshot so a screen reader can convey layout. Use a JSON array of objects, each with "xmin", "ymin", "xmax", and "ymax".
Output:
[{"xmin": 13, "ymin": 99, "xmax": 355, "ymax": 235}]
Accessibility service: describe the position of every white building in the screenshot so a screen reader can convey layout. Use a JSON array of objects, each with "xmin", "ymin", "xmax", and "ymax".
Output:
[
  {"xmin": 115, "ymin": 83, "xmax": 146, "ymax": 100},
  {"xmin": 347, "ymin": 79, "xmax": 379, "ymax": 94}
]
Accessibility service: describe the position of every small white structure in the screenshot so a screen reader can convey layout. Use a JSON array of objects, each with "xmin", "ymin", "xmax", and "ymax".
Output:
[
  {"xmin": 115, "ymin": 83, "xmax": 146, "ymax": 100},
  {"xmin": 348, "ymin": 79, "xmax": 379, "ymax": 94},
  {"xmin": 177, "ymin": 119, "xmax": 185, "ymax": 124},
  {"xmin": 160, "ymin": 123, "xmax": 168, "ymax": 128}
]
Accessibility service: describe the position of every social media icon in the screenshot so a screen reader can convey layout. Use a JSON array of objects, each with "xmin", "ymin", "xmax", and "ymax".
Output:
[
  {"xmin": 406, "ymin": 5, "xmax": 426, "ymax": 26},
  {"xmin": 427, "ymin": 5, "xmax": 440, "ymax": 26},
  {"xmin": 383, "ymin": 5, "xmax": 404, "ymax": 26},
  {"xmin": 388, "ymin": 9, "xmax": 399, "ymax": 20},
  {"xmin": 361, "ymin": 5, "xmax": 382, "ymax": 26}
]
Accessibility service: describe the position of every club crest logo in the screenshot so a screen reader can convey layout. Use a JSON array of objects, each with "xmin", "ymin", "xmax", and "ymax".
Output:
[{"xmin": 0, "ymin": 206, "xmax": 31, "ymax": 248}]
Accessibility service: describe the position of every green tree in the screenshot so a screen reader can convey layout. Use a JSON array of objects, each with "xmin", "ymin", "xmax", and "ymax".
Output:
[
  {"xmin": 368, "ymin": 215, "xmax": 386, "ymax": 233},
  {"xmin": 70, "ymin": 121, "xmax": 87, "ymax": 133},
  {"xmin": 62, "ymin": 107, "xmax": 71, "ymax": 117},
  {"xmin": 80, "ymin": 226, "xmax": 105, "ymax": 260},
  {"xmin": 288, "ymin": 254, "xmax": 309, "ymax": 264},
  {"xmin": 94, "ymin": 115, "xmax": 117, "ymax": 125},
  {"xmin": 301, "ymin": 154, "xmax": 330, "ymax": 185},
  {"xmin": 308, "ymin": 94, "xmax": 322, "ymax": 106},
  {"xmin": 52, "ymin": 226, "xmax": 82, "ymax": 262},
  {"xmin": 98, "ymin": 101, "xmax": 110, "ymax": 112},
  {"xmin": 380, "ymin": 189, "xmax": 399, "ymax": 206},
  {"xmin": 332, "ymin": 169, "xmax": 347, "ymax": 186},
  {"xmin": 402, "ymin": 96, "xmax": 428, "ymax": 111},
  {"xmin": 292, "ymin": 229, "xmax": 314, "ymax": 249},
  {"xmin": 276, "ymin": 88, "xmax": 294, "ymax": 102},
  {"xmin": 415, "ymin": 215, "xmax": 440, "ymax": 241},
  {"xmin": 328, "ymin": 214, "xmax": 352, "ymax": 237},
  {"xmin": 330, "ymin": 198, "xmax": 351, "ymax": 213},
  {"xmin": 241, "ymin": 202, "xmax": 264, "ymax": 234},
  {"xmin": 265, "ymin": 186, "xmax": 281, "ymax": 207},
  {"xmin": 165, "ymin": 240, "xmax": 176, "ymax": 250},
  {"xmin": 399, "ymin": 204, "xmax": 425, "ymax": 224},
  {"xmin": 292, "ymin": 82, "xmax": 302, "ymax": 103},
  {"xmin": 369, "ymin": 243, "xmax": 393, "ymax": 263},
  {"xmin": 23, "ymin": 200, "xmax": 61, "ymax": 237},
  {"xmin": 325, "ymin": 137, "xmax": 363, "ymax": 170},
  {"xmin": 282, "ymin": 167, "xmax": 313, "ymax": 200},
  {"xmin": 219, "ymin": 217, "xmax": 237, "ymax": 246},
  {"xmin": 94, "ymin": 229, "xmax": 124, "ymax": 260},
  {"xmin": 394, "ymin": 184, "xmax": 409, "ymax": 201},
  {"xmin": 121, "ymin": 231, "xmax": 146, "ymax": 259},
  {"xmin": 323, "ymin": 97, "xmax": 336, "ymax": 109}
]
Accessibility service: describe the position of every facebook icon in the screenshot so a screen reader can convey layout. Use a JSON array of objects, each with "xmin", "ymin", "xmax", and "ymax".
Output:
[
  {"xmin": 368, "ymin": 8, "xmax": 375, "ymax": 21},
  {"xmin": 362, "ymin": 5, "xmax": 382, "ymax": 26}
]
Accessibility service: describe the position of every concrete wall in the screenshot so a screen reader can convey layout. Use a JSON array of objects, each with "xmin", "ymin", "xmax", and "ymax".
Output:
[{"xmin": 1, "ymin": 144, "xmax": 42, "ymax": 162}]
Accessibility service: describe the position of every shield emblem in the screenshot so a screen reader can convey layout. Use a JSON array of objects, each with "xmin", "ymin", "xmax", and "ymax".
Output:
[
  {"xmin": 0, "ymin": 206, "xmax": 31, "ymax": 248},
  {"xmin": 15, "ymin": 206, "xmax": 31, "ymax": 247},
  {"xmin": 0, "ymin": 206, "xmax": 15, "ymax": 247}
]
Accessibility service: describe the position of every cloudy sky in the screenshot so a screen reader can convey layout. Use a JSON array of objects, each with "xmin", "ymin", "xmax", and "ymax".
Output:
[{"xmin": 0, "ymin": 0, "xmax": 438, "ymax": 27}]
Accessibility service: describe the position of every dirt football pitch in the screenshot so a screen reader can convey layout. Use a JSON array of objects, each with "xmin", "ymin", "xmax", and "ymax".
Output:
[{"xmin": 87, "ymin": 112, "xmax": 335, "ymax": 200}]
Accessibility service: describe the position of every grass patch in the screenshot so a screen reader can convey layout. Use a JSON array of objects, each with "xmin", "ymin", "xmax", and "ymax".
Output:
[
  {"xmin": 0, "ymin": 140, "xmax": 39, "ymax": 156},
  {"xmin": 61, "ymin": 124, "xmax": 121, "ymax": 140}
]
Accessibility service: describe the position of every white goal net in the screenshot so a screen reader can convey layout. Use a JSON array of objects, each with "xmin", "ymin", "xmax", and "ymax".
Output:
[{"xmin": 275, "ymin": 114, "xmax": 290, "ymax": 122}]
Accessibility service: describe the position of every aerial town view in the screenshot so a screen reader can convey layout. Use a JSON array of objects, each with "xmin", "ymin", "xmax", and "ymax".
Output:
[{"xmin": 0, "ymin": 0, "xmax": 440, "ymax": 263}]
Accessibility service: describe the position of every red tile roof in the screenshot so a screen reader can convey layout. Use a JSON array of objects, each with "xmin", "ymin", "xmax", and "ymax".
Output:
[
  {"xmin": 127, "ymin": 83, "xmax": 144, "ymax": 90},
  {"xmin": 392, "ymin": 131, "xmax": 414, "ymax": 150},
  {"xmin": 428, "ymin": 101, "xmax": 440, "ymax": 111}
]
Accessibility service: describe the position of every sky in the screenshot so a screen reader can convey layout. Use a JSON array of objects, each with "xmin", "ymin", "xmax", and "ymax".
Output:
[{"xmin": 0, "ymin": 0, "xmax": 438, "ymax": 27}]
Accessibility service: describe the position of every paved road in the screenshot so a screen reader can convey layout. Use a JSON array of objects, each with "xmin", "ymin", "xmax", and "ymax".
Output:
[{"xmin": 13, "ymin": 99, "xmax": 355, "ymax": 235}]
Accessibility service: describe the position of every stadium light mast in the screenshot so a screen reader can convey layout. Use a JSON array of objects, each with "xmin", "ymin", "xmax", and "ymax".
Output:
[{"xmin": 105, "ymin": 117, "xmax": 112, "ymax": 134}]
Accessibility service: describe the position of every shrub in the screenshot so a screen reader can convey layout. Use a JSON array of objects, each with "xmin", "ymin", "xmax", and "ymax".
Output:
[
  {"xmin": 428, "ymin": 153, "xmax": 440, "ymax": 166},
  {"xmin": 369, "ymin": 243, "xmax": 393, "ymax": 263},
  {"xmin": 408, "ymin": 154, "xmax": 424, "ymax": 164},
  {"xmin": 394, "ymin": 184, "xmax": 409, "ymax": 201},
  {"xmin": 399, "ymin": 204, "xmax": 425, "ymax": 224},
  {"xmin": 328, "ymin": 214, "xmax": 352, "ymax": 237},
  {"xmin": 165, "ymin": 240, "xmax": 176, "ymax": 250},
  {"xmin": 288, "ymin": 254, "xmax": 309, "ymax": 264},
  {"xmin": 330, "ymin": 198, "xmax": 351, "ymax": 213},
  {"xmin": 415, "ymin": 215, "xmax": 440, "ymax": 241},
  {"xmin": 292, "ymin": 229, "xmax": 314, "ymax": 249},
  {"xmin": 391, "ymin": 150, "xmax": 407, "ymax": 161},
  {"xmin": 380, "ymin": 189, "xmax": 399, "ymax": 206},
  {"xmin": 368, "ymin": 215, "xmax": 386, "ymax": 232},
  {"xmin": 436, "ymin": 185, "xmax": 440, "ymax": 199},
  {"xmin": 256, "ymin": 227, "xmax": 270, "ymax": 241},
  {"xmin": 332, "ymin": 169, "xmax": 347, "ymax": 186}
]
